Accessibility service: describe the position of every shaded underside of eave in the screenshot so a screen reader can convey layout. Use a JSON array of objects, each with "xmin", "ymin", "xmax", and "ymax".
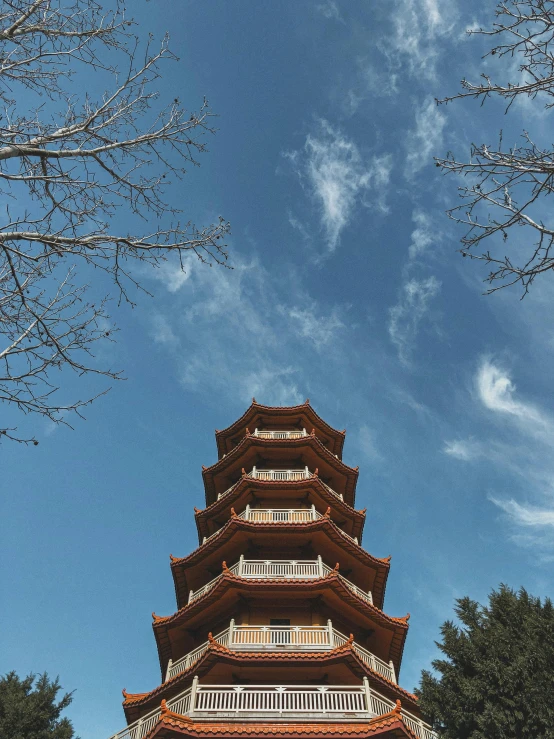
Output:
[
  {"xmin": 171, "ymin": 517, "xmax": 389, "ymax": 609},
  {"xmin": 124, "ymin": 645, "xmax": 419, "ymax": 724},
  {"xmin": 155, "ymin": 575, "xmax": 408, "ymax": 680},
  {"xmin": 215, "ymin": 402, "xmax": 346, "ymax": 459},
  {"xmin": 203, "ymin": 436, "xmax": 358, "ymax": 506}
]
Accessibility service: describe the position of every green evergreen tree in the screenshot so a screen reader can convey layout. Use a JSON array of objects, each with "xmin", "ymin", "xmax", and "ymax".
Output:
[
  {"xmin": 416, "ymin": 585, "xmax": 554, "ymax": 739},
  {"xmin": 0, "ymin": 672, "xmax": 78, "ymax": 739}
]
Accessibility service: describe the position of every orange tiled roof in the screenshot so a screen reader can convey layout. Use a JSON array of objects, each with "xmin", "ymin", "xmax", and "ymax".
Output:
[
  {"xmin": 170, "ymin": 516, "xmax": 389, "ymax": 609},
  {"xmin": 194, "ymin": 479, "xmax": 366, "ymax": 542},
  {"xmin": 144, "ymin": 700, "xmax": 417, "ymax": 739},
  {"xmin": 215, "ymin": 400, "xmax": 346, "ymax": 458},
  {"xmin": 202, "ymin": 435, "xmax": 358, "ymax": 505}
]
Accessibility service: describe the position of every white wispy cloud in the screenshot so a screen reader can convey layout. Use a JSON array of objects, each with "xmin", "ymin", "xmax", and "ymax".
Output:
[
  {"xmin": 286, "ymin": 121, "xmax": 393, "ymax": 251},
  {"xmin": 409, "ymin": 210, "xmax": 440, "ymax": 260},
  {"xmin": 142, "ymin": 253, "xmax": 349, "ymax": 407},
  {"xmin": 316, "ymin": 0, "xmax": 344, "ymax": 23},
  {"xmin": 385, "ymin": 0, "xmax": 458, "ymax": 80},
  {"xmin": 405, "ymin": 96, "xmax": 446, "ymax": 177},
  {"xmin": 150, "ymin": 258, "xmax": 194, "ymax": 293},
  {"xmin": 444, "ymin": 438, "xmax": 483, "ymax": 461},
  {"xmin": 150, "ymin": 313, "xmax": 179, "ymax": 347},
  {"xmin": 489, "ymin": 497, "xmax": 554, "ymax": 528},
  {"xmin": 446, "ymin": 358, "xmax": 554, "ymax": 555},
  {"xmin": 280, "ymin": 303, "xmax": 345, "ymax": 351},
  {"xmin": 476, "ymin": 359, "xmax": 554, "ymax": 440},
  {"xmin": 388, "ymin": 276, "xmax": 441, "ymax": 365},
  {"xmin": 357, "ymin": 424, "xmax": 383, "ymax": 463}
]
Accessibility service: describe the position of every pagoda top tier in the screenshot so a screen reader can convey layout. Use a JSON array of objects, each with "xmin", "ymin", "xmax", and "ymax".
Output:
[{"xmin": 215, "ymin": 399, "xmax": 346, "ymax": 459}]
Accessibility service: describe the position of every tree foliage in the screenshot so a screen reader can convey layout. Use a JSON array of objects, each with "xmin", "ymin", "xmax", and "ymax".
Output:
[
  {"xmin": 0, "ymin": 0, "xmax": 231, "ymax": 443},
  {"xmin": 416, "ymin": 585, "xmax": 554, "ymax": 739},
  {"xmin": 438, "ymin": 0, "xmax": 554, "ymax": 296},
  {"xmin": 0, "ymin": 671, "xmax": 78, "ymax": 739}
]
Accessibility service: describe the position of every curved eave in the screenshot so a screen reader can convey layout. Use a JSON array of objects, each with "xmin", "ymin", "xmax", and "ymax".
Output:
[
  {"xmin": 195, "ymin": 477, "xmax": 365, "ymax": 540},
  {"xmin": 203, "ymin": 435, "xmax": 358, "ymax": 506},
  {"xmin": 123, "ymin": 642, "xmax": 419, "ymax": 723},
  {"xmin": 146, "ymin": 711, "xmax": 417, "ymax": 739},
  {"xmin": 154, "ymin": 573, "xmax": 408, "ymax": 679},
  {"xmin": 215, "ymin": 401, "xmax": 346, "ymax": 459},
  {"xmin": 172, "ymin": 517, "xmax": 389, "ymax": 609}
]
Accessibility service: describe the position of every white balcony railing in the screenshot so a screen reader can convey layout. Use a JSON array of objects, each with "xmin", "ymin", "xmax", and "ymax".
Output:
[
  {"xmin": 216, "ymin": 469, "xmax": 344, "ymax": 502},
  {"xmin": 187, "ymin": 557, "xmax": 373, "ymax": 606},
  {"xmin": 108, "ymin": 678, "xmax": 436, "ymax": 739},
  {"xmin": 166, "ymin": 620, "xmax": 396, "ymax": 683},
  {"xmin": 238, "ymin": 505, "xmax": 322, "ymax": 523},
  {"xmin": 250, "ymin": 466, "xmax": 311, "ymax": 481},
  {"xmin": 253, "ymin": 428, "xmax": 308, "ymax": 439}
]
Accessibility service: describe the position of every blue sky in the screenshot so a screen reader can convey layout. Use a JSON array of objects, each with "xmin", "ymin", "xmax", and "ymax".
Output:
[{"xmin": 3, "ymin": 1, "xmax": 554, "ymax": 737}]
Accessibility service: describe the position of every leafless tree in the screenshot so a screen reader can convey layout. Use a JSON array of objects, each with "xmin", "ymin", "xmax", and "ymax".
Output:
[
  {"xmin": 436, "ymin": 0, "xmax": 554, "ymax": 296},
  {"xmin": 0, "ymin": 0, "xmax": 230, "ymax": 443}
]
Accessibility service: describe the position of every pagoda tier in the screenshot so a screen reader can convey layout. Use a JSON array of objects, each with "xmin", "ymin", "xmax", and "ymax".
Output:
[
  {"xmin": 152, "ymin": 572, "xmax": 409, "ymax": 678},
  {"xmin": 215, "ymin": 399, "xmax": 346, "ymax": 459},
  {"xmin": 194, "ymin": 477, "xmax": 366, "ymax": 541},
  {"xmin": 106, "ymin": 403, "xmax": 436, "ymax": 739},
  {"xmin": 122, "ymin": 641, "xmax": 420, "ymax": 723},
  {"xmin": 202, "ymin": 434, "xmax": 358, "ymax": 506},
  {"xmin": 169, "ymin": 518, "xmax": 390, "ymax": 607}
]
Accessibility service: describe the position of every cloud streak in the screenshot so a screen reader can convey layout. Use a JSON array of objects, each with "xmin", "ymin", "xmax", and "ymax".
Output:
[
  {"xmin": 286, "ymin": 121, "xmax": 392, "ymax": 251},
  {"xmin": 388, "ymin": 276, "xmax": 441, "ymax": 365},
  {"xmin": 405, "ymin": 96, "xmax": 446, "ymax": 178},
  {"xmin": 446, "ymin": 358, "xmax": 554, "ymax": 555}
]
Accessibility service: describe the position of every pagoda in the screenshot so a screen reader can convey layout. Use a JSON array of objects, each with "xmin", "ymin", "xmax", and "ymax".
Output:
[{"xmin": 108, "ymin": 400, "xmax": 436, "ymax": 739}]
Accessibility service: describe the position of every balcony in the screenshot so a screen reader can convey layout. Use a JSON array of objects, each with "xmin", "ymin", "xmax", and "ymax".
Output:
[
  {"xmin": 253, "ymin": 428, "xmax": 308, "ymax": 439},
  {"xmin": 217, "ymin": 468, "xmax": 344, "ymax": 502},
  {"xmin": 201, "ymin": 506, "xmax": 359, "ymax": 546},
  {"xmin": 109, "ymin": 678, "xmax": 436, "ymax": 739},
  {"xmin": 165, "ymin": 620, "xmax": 396, "ymax": 683},
  {"xmin": 187, "ymin": 557, "xmax": 373, "ymax": 606}
]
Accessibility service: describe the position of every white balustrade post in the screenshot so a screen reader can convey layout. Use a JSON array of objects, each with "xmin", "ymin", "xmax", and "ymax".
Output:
[
  {"xmin": 188, "ymin": 589, "xmax": 194, "ymax": 604},
  {"xmin": 190, "ymin": 676, "xmax": 199, "ymax": 715},
  {"xmin": 165, "ymin": 659, "xmax": 173, "ymax": 682},
  {"xmin": 354, "ymin": 537, "xmax": 359, "ymax": 545},
  {"xmin": 202, "ymin": 536, "xmax": 206, "ymax": 545},
  {"xmin": 245, "ymin": 504, "xmax": 251, "ymax": 520},
  {"xmin": 327, "ymin": 619, "xmax": 334, "ymax": 647},
  {"xmin": 302, "ymin": 428, "xmax": 307, "ymax": 436},
  {"xmin": 229, "ymin": 618, "xmax": 235, "ymax": 646},
  {"xmin": 389, "ymin": 660, "xmax": 396, "ymax": 684},
  {"xmin": 340, "ymin": 493, "xmax": 344, "ymax": 501},
  {"xmin": 136, "ymin": 718, "xmax": 143, "ymax": 739},
  {"xmin": 370, "ymin": 653, "xmax": 377, "ymax": 672},
  {"xmin": 252, "ymin": 465, "xmax": 257, "ymax": 478},
  {"xmin": 362, "ymin": 677, "xmax": 371, "ymax": 717},
  {"xmin": 304, "ymin": 465, "xmax": 309, "ymax": 478},
  {"xmin": 368, "ymin": 590, "xmax": 373, "ymax": 605},
  {"xmin": 317, "ymin": 555, "xmax": 324, "ymax": 578},
  {"xmin": 239, "ymin": 554, "xmax": 244, "ymax": 576},
  {"xmin": 254, "ymin": 428, "xmax": 258, "ymax": 436},
  {"xmin": 311, "ymin": 504, "xmax": 316, "ymax": 520}
]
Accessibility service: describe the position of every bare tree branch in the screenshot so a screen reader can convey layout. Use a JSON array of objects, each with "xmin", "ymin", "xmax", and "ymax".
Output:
[
  {"xmin": 0, "ymin": 0, "xmax": 231, "ymax": 442},
  {"xmin": 436, "ymin": 0, "xmax": 554, "ymax": 295}
]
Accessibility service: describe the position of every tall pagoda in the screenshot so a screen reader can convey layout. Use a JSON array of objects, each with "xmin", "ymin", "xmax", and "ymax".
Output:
[{"xmin": 108, "ymin": 401, "xmax": 435, "ymax": 739}]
